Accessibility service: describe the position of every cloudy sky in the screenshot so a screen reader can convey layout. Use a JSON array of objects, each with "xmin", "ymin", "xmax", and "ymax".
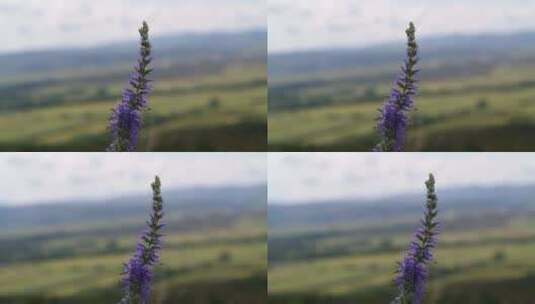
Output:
[
  {"xmin": 269, "ymin": 153, "xmax": 535, "ymax": 204},
  {"xmin": 269, "ymin": 0, "xmax": 535, "ymax": 53},
  {"xmin": 1, "ymin": 0, "xmax": 265, "ymax": 54},
  {"xmin": 0, "ymin": 153, "xmax": 266, "ymax": 206}
]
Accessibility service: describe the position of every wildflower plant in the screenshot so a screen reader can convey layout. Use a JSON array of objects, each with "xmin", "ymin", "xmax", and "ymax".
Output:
[
  {"xmin": 119, "ymin": 176, "xmax": 164, "ymax": 304},
  {"xmin": 392, "ymin": 174, "xmax": 439, "ymax": 304},
  {"xmin": 109, "ymin": 21, "xmax": 153, "ymax": 152},
  {"xmin": 376, "ymin": 22, "xmax": 419, "ymax": 152}
]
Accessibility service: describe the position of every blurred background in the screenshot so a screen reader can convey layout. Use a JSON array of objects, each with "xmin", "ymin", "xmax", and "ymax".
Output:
[
  {"xmin": 268, "ymin": 0, "xmax": 535, "ymax": 151},
  {"xmin": 0, "ymin": 0, "xmax": 266, "ymax": 151},
  {"xmin": 0, "ymin": 153, "xmax": 266, "ymax": 304},
  {"xmin": 268, "ymin": 153, "xmax": 535, "ymax": 303}
]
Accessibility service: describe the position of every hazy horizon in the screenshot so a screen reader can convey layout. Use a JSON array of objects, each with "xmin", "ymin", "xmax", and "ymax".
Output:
[
  {"xmin": 268, "ymin": 28, "xmax": 535, "ymax": 55},
  {"xmin": 1, "ymin": 27, "xmax": 265, "ymax": 56},
  {"xmin": 2, "ymin": 0, "xmax": 265, "ymax": 54},
  {"xmin": 269, "ymin": 153, "xmax": 535, "ymax": 205},
  {"xmin": 268, "ymin": 0, "xmax": 535, "ymax": 53},
  {"xmin": 0, "ymin": 153, "xmax": 266, "ymax": 206}
]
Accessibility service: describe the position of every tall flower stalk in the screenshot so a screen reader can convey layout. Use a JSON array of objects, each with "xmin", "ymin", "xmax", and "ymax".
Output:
[
  {"xmin": 120, "ymin": 176, "xmax": 164, "ymax": 304},
  {"xmin": 392, "ymin": 174, "xmax": 439, "ymax": 304},
  {"xmin": 109, "ymin": 21, "xmax": 153, "ymax": 152},
  {"xmin": 375, "ymin": 22, "xmax": 418, "ymax": 152}
]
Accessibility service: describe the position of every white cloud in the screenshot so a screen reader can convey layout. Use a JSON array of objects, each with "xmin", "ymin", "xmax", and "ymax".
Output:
[
  {"xmin": 269, "ymin": 153, "xmax": 535, "ymax": 204},
  {"xmin": 0, "ymin": 153, "xmax": 266, "ymax": 205},
  {"xmin": 1, "ymin": 0, "xmax": 265, "ymax": 53},
  {"xmin": 268, "ymin": 0, "xmax": 535, "ymax": 53}
]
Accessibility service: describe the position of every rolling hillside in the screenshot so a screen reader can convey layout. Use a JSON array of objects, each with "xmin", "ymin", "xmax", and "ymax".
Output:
[
  {"xmin": 268, "ymin": 184, "xmax": 535, "ymax": 303},
  {"xmin": 268, "ymin": 31, "xmax": 535, "ymax": 151},
  {"xmin": 0, "ymin": 30, "xmax": 267, "ymax": 151},
  {"xmin": 0, "ymin": 184, "xmax": 267, "ymax": 304}
]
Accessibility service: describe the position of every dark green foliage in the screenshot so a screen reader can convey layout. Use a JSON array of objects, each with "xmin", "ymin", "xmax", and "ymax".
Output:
[
  {"xmin": 268, "ymin": 286, "xmax": 394, "ymax": 304},
  {"xmin": 164, "ymin": 274, "xmax": 266, "ymax": 304},
  {"xmin": 436, "ymin": 275, "xmax": 535, "ymax": 304},
  {"xmin": 0, "ymin": 275, "xmax": 266, "ymax": 304}
]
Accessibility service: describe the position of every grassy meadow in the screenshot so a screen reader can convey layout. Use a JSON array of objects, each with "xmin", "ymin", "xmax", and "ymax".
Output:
[
  {"xmin": 268, "ymin": 195, "xmax": 535, "ymax": 303},
  {"xmin": 0, "ymin": 190, "xmax": 267, "ymax": 303},
  {"xmin": 0, "ymin": 31, "xmax": 266, "ymax": 151},
  {"xmin": 268, "ymin": 33, "xmax": 535, "ymax": 151}
]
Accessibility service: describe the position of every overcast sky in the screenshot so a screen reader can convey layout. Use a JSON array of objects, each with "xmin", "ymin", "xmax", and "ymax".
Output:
[
  {"xmin": 269, "ymin": 153, "xmax": 535, "ymax": 204},
  {"xmin": 269, "ymin": 0, "xmax": 535, "ymax": 53},
  {"xmin": 7, "ymin": 153, "xmax": 535, "ymax": 206},
  {"xmin": 1, "ymin": 0, "xmax": 265, "ymax": 54},
  {"xmin": 0, "ymin": 153, "xmax": 266, "ymax": 206}
]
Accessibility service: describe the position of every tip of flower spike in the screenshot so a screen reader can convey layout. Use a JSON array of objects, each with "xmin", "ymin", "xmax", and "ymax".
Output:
[
  {"xmin": 407, "ymin": 22, "xmax": 415, "ymax": 33},
  {"xmin": 152, "ymin": 175, "xmax": 160, "ymax": 188},
  {"xmin": 140, "ymin": 21, "xmax": 149, "ymax": 36},
  {"xmin": 426, "ymin": 173, "xmax": 435, "ymax": 187}
]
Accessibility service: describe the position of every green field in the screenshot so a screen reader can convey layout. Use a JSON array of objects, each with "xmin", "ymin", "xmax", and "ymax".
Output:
[
  {"xmin": 0, "ymin": 212, "xmax": 266, "ymax": 303},
  {"xmin": 268, "ymin": 45, "xmax": 535, "ymax": 151},
  {"xmin": 0, "ymin": 62, "xmax": 266, "ymax": 151},
  {"xmin": 268, "ymin": 208, "xmax": 535, "ymax": 303}
]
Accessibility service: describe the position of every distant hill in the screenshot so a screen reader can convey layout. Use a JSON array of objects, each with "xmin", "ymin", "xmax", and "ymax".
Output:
[
  {"xmin": 269, "ymin": 184, "xmax": 535, "ymax": 231},
  {"xmin": 0, "ymin": 29, "xmax": 266, "ymax": 79},
  {"xmin": 269, "ymin": 31, "xmax": 535, "ymax": 79},
  {"xmin": 0, "ymin": 184, "xmax": 266, "ymax": 232}
]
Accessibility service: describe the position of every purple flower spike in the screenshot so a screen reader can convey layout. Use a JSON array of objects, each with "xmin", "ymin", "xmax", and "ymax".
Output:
[
  {"xmin": 392, "ymin": 174, "xmax": 439, "ymax": 304},
  {"xmin": 376, "ymin": 22, "xmax": 418, "ymax": 152},
  {"xmin": 395, "ymin": 255, "xmax": 427, "ymax": 304},
  {"xmin": 109, "ymin": 100, "xmax": 142, "ymax": 152},
  {"xmin": 109, "ymin": 21, "xmax": 153, "ymax": 152},
  {"xmin": 122, "ymin": 254, "xmax": 152, "ymax": 304},
  {"xmin": 120, "ymin": 176, "xmax": 164, "ymax": 304}
]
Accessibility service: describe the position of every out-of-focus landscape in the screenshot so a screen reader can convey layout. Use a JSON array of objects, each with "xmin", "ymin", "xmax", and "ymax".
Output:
[
  {"xmin": 0, "ymin": 30, "xmax": 266, "ymax": 151},
  {"xmin": 268, "ymin": 184, "xmax": 535, "ymax": 304},
  {"xmin": 269, "ymin": 31, "xmax": 535, "ymax": 151},
  {"xmin": 0, "ymin": 184, "xmax": 267, "ymax": 304},
  {"xmin": 267, "ymin": 153, "xmax": 535, "ymax": 304}
]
